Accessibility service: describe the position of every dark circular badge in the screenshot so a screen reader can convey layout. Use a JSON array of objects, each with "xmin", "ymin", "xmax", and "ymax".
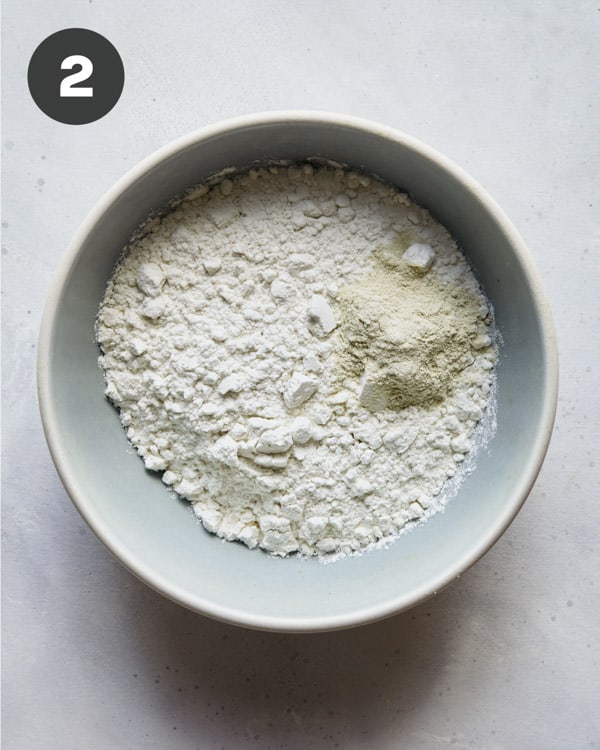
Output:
[{"xmin": 27, "ymin": 28, "xmax": 124, "ymax": 125}]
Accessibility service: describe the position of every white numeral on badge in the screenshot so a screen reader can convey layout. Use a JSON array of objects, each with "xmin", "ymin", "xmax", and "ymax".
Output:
[{"xmin": 60, "ymin": 55, "xmax": 94, "ymax": 97}]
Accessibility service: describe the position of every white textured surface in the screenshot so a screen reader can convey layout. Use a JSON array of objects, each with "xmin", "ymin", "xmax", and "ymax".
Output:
[{"xmin": 2, "ymin": 1, "xmax": 598, "ymax": 748}]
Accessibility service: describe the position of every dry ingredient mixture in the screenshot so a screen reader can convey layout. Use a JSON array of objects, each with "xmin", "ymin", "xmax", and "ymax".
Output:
[{"xmin": 96, "ymin": 163, "xmax": 498, "ymax": 558}]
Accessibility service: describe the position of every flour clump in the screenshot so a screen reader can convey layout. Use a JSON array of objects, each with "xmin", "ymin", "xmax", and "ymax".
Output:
[{"xmin": 96, "ymin": 163, "xmax": 498, "ymax": 558}]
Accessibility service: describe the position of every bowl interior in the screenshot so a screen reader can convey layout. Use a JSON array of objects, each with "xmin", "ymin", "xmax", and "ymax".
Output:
[{"xmin": 39, "ymin": 116, "xmax": 556, "ymax": 631}]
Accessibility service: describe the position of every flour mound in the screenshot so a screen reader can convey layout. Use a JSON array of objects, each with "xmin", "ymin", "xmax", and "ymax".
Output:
[{"xmin": 96, "ymin": 163, "xmax": 498, "ymax": 558}]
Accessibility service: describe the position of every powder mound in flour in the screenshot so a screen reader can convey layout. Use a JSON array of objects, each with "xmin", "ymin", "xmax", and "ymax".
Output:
[
  {"xmin": 337, "ymin": 250, "xmax": 486, "ymax": 410},
  {"xmin": 96, "ymin": 163, "xmax": 498, "ymax": 558}
]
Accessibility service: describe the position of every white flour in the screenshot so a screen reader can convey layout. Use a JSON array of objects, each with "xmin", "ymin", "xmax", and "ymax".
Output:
[{"xmin": 96, "ymin": 163, "xmax": 498, "ymax": 558}]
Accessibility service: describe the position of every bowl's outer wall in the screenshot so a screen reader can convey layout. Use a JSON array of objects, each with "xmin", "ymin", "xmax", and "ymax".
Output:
[{"xmin": 40, "ymin": 117, "xmax": 556, "ymax": 630}]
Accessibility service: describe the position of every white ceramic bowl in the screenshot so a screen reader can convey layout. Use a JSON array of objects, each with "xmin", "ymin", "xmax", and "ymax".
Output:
[{"xmin": 38, "ymin": 112, "xmax": 558, "ymax": 632}]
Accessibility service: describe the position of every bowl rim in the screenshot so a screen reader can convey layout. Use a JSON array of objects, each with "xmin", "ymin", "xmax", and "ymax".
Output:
[{"xmin": 37, "ymin": 110, "xmax": 559, "ymax": 632}]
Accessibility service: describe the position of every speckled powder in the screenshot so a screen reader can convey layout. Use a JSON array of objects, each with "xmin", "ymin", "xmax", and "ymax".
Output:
[{"xmin": 96, "ymin": 162, "xmax": 498, "ymax": 558}]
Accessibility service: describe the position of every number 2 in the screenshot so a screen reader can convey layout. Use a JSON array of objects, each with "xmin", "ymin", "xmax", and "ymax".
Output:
[{"xmin": 60, "ymin": 55, "xmax": 93, "ymax": 97}]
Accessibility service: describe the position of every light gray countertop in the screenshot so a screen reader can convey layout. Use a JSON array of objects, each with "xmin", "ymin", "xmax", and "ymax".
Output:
[{"xmin": 2, "ymin": 2, "xmax": 598, "ymax": 748}]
